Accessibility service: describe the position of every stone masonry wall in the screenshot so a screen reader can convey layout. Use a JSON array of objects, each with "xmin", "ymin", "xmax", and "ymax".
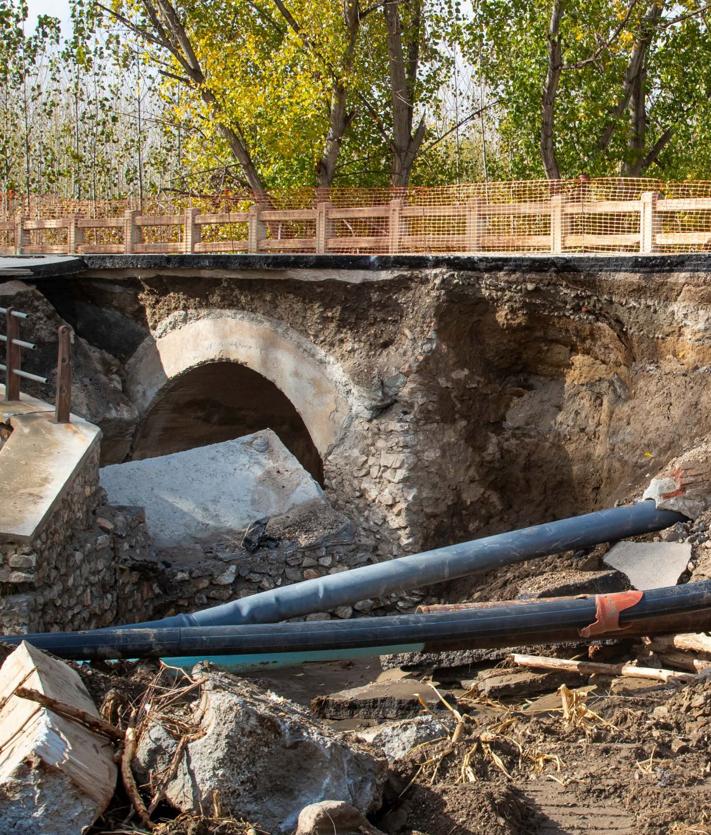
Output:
[
  {"xmin": 153, "ymin": 501, "xmax": 429, "ymax": 622},
  {"xmin": 0, "ymin": 443, "xmax": 157, "ymax": 634}
]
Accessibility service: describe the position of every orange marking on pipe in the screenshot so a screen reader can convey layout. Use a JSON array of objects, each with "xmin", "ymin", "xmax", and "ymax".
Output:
[{"xmin": 579, "ymin": 589, "xmax": 644, "ymax": 638}]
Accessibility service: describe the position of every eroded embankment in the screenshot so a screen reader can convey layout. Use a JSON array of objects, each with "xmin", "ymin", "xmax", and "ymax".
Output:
[{"xmin": 29, "ymin": 258, "xmax": 711, "ymax": 559}]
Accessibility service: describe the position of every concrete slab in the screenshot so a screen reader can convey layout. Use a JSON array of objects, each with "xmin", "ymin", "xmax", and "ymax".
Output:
[
  {"xmin": 603, "ymin": 540, "xmax": 692, "ymax": 590},
  {"xmin": 0, "ymin": 386, "xmax": 101, "ymax": 543},
  {"xmin": 0, "ymin": 256, "xmax": 85, "ymax": 278},
  {"xmin": 100, "ymin": 429, "xmax": 325, "ymax": 547}
]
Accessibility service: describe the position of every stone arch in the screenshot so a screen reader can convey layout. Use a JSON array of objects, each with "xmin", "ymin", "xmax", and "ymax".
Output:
[{"xmin": 125, "ymin": 311, "xmax": 355, "ymax": 469}]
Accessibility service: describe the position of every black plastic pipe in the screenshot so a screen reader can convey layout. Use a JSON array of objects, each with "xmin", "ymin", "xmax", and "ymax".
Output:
[
  {"xmin": 7, "ymin": 579, "xmax": 709, "ymax": 661},
  {"xmin": 123, "ymin": 500, "xmax": 684, "ymax": 628}
]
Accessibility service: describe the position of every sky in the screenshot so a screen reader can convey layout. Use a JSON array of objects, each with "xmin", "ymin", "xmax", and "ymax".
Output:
[{"xmin": 26, "ymin": 0, "xmax": 71, "ymax": 31}]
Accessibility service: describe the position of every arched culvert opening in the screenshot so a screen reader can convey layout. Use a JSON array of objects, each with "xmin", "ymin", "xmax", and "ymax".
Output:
[{"xmin": 130, "ymin": 360, "xmax": 324, "ymax": 483}]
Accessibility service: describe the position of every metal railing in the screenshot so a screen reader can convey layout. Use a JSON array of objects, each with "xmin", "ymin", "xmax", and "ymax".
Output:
[{"xmin": 0, "ymin": 306, "xmax": 72, "ymax": 423}]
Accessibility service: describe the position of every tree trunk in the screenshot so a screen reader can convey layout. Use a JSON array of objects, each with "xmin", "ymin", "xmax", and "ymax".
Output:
[
  {"xmin": 138, "ymin": 0, "xmax": 269, "ymax": 201},
  {"xmin": 384, "ymin": 0, "xmax": 426, "ymax": 187},
  {"xmin": 541, "ymin": 0, "xmax": 563, "ymax": 180},
  {"xmin": 598, "ymin": 0, "xmax": 664, "ymax": 162},
  {"xmin": 316, "ymin": 0, "xmax": 359, "ymax": 189}
]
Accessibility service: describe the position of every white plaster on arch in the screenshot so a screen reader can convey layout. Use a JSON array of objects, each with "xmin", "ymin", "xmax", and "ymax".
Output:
[{"xmin": 126, "ymin": 310, "xmax": 355, "ymax": 456}]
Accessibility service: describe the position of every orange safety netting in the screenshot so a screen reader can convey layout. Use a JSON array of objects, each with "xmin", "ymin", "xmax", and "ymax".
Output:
[{"xmin": 3, "ymin": 177, "xmax": 711, "ymax": 256}]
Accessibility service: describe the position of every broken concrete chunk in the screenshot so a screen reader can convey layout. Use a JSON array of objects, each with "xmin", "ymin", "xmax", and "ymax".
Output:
[
  {"xmin": 603, "ymin": 541, "xmax": 691, "ymax": 590},
  {"xmin": 311, "ymin": 677, "xmax": 441, "ymax": 720},
  {"xmin": 355, "ymin": 715, "xmax": 450, "ymax": 762},
  {"xmin": 0, "ymin": 642, "xmax": 117, "ymax": 835},
  {"xmin": 100, "ymin": 429, "xmax": 325, "ymax": 546},
  {"xmin": 643, "ymin": 443, "xmax": 711, "ymax": 518},
  {"xmin": 295, "ymin": 800, "xmax": 386, "ymax": 835},
  {"xmin": 134, "ymin": 670, "xmax": 386, "ymax": 835}
]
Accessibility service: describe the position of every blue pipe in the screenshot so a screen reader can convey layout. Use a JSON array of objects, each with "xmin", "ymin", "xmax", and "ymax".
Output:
[{"xmin": 125, "ymin": 500, "xmax": 684, "ymax": 628}]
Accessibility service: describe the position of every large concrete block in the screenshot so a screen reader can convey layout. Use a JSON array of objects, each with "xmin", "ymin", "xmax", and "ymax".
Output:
[
  {"xmin": 0, "ymin": 642, "xmax": 117, "ymax": 835},
  {"xmin": 100, "ymin": 429, "xmax": 325, "ymax": 546}
]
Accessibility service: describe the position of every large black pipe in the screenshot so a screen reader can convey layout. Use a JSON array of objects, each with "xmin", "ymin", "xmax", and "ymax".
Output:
[
  {"xmin": 124, "ymin": 500, "xmax": 684, "ymax": 628},
  {"xmin": 5, "ymin": 580, "xmax": 710, "ymax": 661}
]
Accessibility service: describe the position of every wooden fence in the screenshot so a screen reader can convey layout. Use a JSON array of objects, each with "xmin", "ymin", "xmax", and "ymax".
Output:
[{"xmin": 2, "ymin": 190, "xmax": 711, "ymax": 256}]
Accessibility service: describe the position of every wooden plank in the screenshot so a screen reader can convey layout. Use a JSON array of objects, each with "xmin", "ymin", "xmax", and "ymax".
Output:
[
  {"xmin": 77, "ymin": 243, "xmax": 125, "ymax": 254},
  {"xmin": 0, "ymin": 642, "xmax": 116, "ymax": 821},
  {"xmin": 76, "ymin": 217, "xmax": 124, "ymax": 229},
  {"xmin": 656, "ymin": 231, "xmax": 711, "ymax": 245},
  {"xmin": 401, "ymin": 205, "xmax": 467, "ymax": 218},
  {"xmin": 564, "ymin": 200, "xmax": 641, "ymax": 214},
  {"xmin": 326, "ymin": 235, "xmax": 388, "ymax": 249},
  {"xmin": 195, "ymin": 212, "xmax": 250, "ymax": 224},
  {"xmin": 22, "ymin": 218, "xmax": 69, "ymax": 230},
  {"xmin": 194, "ymin": 239, "xmax": 248, "ymax": 253},
  {"xmin": 135, "ymin": 214, "xmax": 182, "ymax": 227},
  {"xmin": 259, "ymin": 237, "xmax": 316, "ymax": 250},
  {"xmin": 657, "ymin": 197, "xmax": 711, "ymax": 212},
  {"xmin": 259, "ymin": 208, "xmax": 316, "ymax": 221},
  {"xmin": 399, "ymin": 233, "xmax": 469, "ymax": 249},
  {"xmin": 329, "ymin": 206, "xmax": 390, "ymax": 219},
  {"xmin": 480, "ymin": 234, "xmax": 551, "ymax": 248},
  {"xmin": 133, "ymin": 241, "xmax": 183, "ymax": 253},
  {"xmin": 21, "ymin": 245, "xmax": 69, "ymax": 254},
  {"xmin": 480, "ymin": 201, "xmax": 550, "ymax": 216},
  {"xmin": 54, "ymin": 325, "xmax": 72, "ymax": 424},
  {"xmin": 0, "ymin": 222, "xmax": 15, "ymax": 231},
  {"xmin": 564, "ymin": 233, "xmax": 640, "ymax": 248}
]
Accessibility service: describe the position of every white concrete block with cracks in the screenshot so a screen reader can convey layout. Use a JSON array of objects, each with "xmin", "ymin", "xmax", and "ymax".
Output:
[
  {"xmin": 603, "ymin": 541, "xmax": 692, "ymax": 590},
  {"xmin": 100, "ymin": 429, "xmax": 325, "ymax": 546}
]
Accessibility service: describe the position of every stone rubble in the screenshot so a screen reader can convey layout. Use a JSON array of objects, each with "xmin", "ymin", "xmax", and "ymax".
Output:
[{"xmin": 133, "ymin": 669, "xmax": 387, "ymax": 835}]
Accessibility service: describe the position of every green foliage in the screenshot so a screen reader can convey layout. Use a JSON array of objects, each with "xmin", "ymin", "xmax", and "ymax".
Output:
[{"xmin": 464, "ymin": 0, "xmax": 711, "ymax": 179}]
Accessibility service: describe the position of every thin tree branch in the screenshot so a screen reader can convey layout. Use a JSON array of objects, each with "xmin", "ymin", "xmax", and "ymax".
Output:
[{"xmin": 562, "ymin": 0, "xmax": 641, "ymax": 69}]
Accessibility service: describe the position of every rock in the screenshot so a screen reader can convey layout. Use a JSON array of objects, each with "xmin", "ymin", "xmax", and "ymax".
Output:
[
  {"xmin": 134, "ymin": 670, "xmax": 386, "ymax": 834},
  {"xmin": 295, "ymin": 800, "xmax": 385, "ymax": 835},
  {"xmin": 603, "ymin": 541, "xmax": 692, "ymax": 590},
  {"xmin": 0, "ymin": 642, "xmax": 117, "ymax": 835},
  {"xmin": 474, "ymin": 667, "xmax": 587, "ymax": 699},
  {"xmin": 311, "ymin": 678, "xmax": 442, "ymax": 720},
  {"xmin": 355, "ymin": 715, "xmax": 450, "ymax": 762}
]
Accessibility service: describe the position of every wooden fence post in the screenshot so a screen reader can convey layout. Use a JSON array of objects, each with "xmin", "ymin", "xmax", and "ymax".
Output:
[
  {"xmin": 14, "ymin": 214, "xmax": 27, "ymax": 256},
  {"xmin": 248, "ymin": 204, "xmax": 265, "ymax": 253},
  {"xmin": 67, "ymin": 215, "xmax": 84, "ymax": 254},
  {"xmin": 640, "ymin": 191, "xmax": 657, "ymax": 254},
  {"xmin": 184, "ymin": 207, "xmax": 200, "ymax": 254},
  {"xmin": 5, "ymin": 308, "xmax": 20, "ymax": 401},
  {"xmin": 465, "ymin": 199, "xmax": 483, "ymax": 252},
  {"xmin": 315, "ymin": 202, "xmax": 331, "ymax": 254},
  {"xmin": 550, "ymin": 194, "xmax": 564, "ymax": 254},
  {"xmin": 388, "ymin": 198, "xmax": 403, "ymax": 254},
  {"xmin": 124, "ymin": 210, "xmax": 139, "ymax": 254},
  {"xmin": 54, "ymin": 325, "xmax": 72, "ymax": 423}
]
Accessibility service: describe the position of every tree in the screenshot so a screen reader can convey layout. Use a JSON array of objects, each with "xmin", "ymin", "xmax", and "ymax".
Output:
[{"xmin": 466, "ymin": 0, "xmax": 711, "ymax": 180}]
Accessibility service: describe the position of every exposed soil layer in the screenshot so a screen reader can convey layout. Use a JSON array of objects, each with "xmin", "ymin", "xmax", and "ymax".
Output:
[{"xmin": 31, "ymin": 263, "xmax": 711, "ymax": 556}]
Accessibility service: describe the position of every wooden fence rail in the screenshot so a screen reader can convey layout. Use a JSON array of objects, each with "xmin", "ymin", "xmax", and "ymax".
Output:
[{"xmin": 3, "ymin": 191, "xmax": 711, "ymax": 256}]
